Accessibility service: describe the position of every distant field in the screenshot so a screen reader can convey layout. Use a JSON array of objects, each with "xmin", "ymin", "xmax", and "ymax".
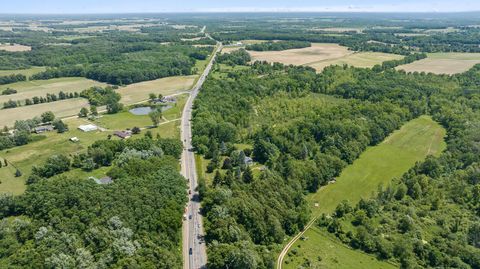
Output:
[
  {"xmin": 397, "ymin": 53, "xmax": 480, "ymax": 74},
  {"xmin": 0, "ymin": 77, "xmax": 106, "ymax": 106},
  {"xmin": 284, "ymin": 116, "xmax": 446, "ymax": 268},
  {"xmin": 248, "ymin": 43, "xmax": 353, "ymax": 66},
  {"xmin": 0, "ymin": 98, "xmax": 89, "ymax": 127},
  {"xmin": 0, "ymin": 43, "xmax": 31, "ymax": 52},
  {"xmin": 307, "ymin": 52, "xmax": 403, "ymax": 71},
  {"xmin": 0, "ymin": 66, "xmax": 46, "ymax": 78},
  {"xmin": 117, "ymin": 75, "xmax": 196, "ymax": 104}
]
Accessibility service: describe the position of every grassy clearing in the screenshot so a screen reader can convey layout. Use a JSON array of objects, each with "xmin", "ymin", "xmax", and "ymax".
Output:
[
  {"xmin": 0, "ymin": 77, "xmax": 106, "ymax": 106},
  {"xmin": 396, "ymin": 52, "xmax": 480, "ymax": 74},
  {"xmin": 0, "ymin": 98, "xmax": 90, "ymax": 127},
  {"xmin": 0, "ymin": 67, "xmax": 46, "ymax": 78},
  {"xmin": 116, "ymin": 75, "xmax": 196, "ymax": 104},
  {"xmin": 284, "ymin": 227, "xmax": 396, "ymax": 269},
  {"xmin": 248, "ymin": 43, "xmax": 353, "ymax": 66},
  {"xmin": 307, "ymin": 52, "xmax": 404, "ymax": 72},
  {"xmin": 284, "ymin": 116, "xmax": 446, "ymax": 269}
]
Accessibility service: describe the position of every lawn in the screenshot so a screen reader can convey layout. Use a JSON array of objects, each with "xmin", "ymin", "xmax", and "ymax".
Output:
[
  {"xmin": 0, "ymin": 77, "xmax": 106, "ymax": 107},
  {"xmin": 307, "ymin": 52, "xmax": 404, "ymax": 72},
  {"xmin": 116, "ymin": 75, "xmax": 196, "ymax": 105},
  {"xmin": 396, "ymin": 52, "xmax": 480, "ymax": 74},
  {"xmin": 0, "ymin": 66, "xmax": 46, "ymax": 78},
  {"xmin": 283, "ymin": 116, "xmax": 446, "ymax": 269}
]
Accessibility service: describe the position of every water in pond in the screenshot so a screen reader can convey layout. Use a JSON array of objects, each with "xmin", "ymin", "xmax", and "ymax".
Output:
[{"xmin": 129, "ymin": 105, "xmax": 173, "ymax": 115}]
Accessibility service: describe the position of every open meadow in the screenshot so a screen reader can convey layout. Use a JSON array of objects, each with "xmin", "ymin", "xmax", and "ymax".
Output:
[
  {"xmin": 396, "ymin": 52, "xmax": 480, "ymax": 74},
  {"xmin": 0, "ymin": 43, "xmax": 31, "ymax": 52},
  {"xmin": 284, "ymin": 116, "xmax": 446, "ymax": 268},
  {"xmin": 0, "ymin": 98, "xmax": 90, "ymax": 127},
  {"xmin": 116, "ymin": 75, "xmax": 196, "ymax": 104},
  {"xmin": 0, "ymin": 77, "xmax": 106, "ymax": 106},
  {"xmin": 307, "ymin": 52, "xmax": 404, "ymax": 71}
]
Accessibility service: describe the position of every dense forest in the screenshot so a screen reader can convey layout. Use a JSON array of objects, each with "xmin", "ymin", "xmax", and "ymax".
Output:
[
  {"xmin": 0, "ymin": 136, "xmax": 187, "ymax": 268},
  {"xmin": 192, "ymin": 57, "xmax": 480, "ymax": 268},
  {"xmin": 245, "ymin": 41, "xmax": 311, "ymax": 51}
]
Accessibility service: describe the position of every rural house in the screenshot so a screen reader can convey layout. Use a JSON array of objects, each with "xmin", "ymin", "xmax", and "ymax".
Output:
[
  {"xmin": 114, "ymin": 130, "xmax": 132, "ymax": 139},
  {"xmin": 34, "ymin": 125, "xmax": 54, "ymax": 134}
]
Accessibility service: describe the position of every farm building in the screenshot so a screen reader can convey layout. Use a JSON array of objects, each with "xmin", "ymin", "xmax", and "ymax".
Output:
[
  {"xmin": 78, "ymin": 124, "xmax": 98, "ymax": 132},
  {"xmin": 114, "ymin": 130, "xmax": 132, "ymax": 139},
  {"xmin": 34, "ymin": 125, "xmax": 54, "ymax": 134},
  {"xmin": 69, "ymin": 137, "xmax": 79, "ymax": 142}
]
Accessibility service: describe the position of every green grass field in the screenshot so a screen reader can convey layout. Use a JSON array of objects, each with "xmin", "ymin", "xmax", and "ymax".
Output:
[
  {"xmin": 284, "ymin": 115, "xmax": 446, "ymax": 269},
  {"xmin": 0, "ymin": 66, "xmax": 46, "ymax": 78}
]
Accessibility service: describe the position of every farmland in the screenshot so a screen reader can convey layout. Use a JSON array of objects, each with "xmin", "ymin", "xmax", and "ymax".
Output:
[
  {"xmin": 308, "ymin": 52, "xmax": 403, "ymax": 71},
  {"xmin": 116, "ymin": 75, "xmax": 196, "ymax": 104},
  {"xmin": 283, "ymin": 116, "xmax": 446, "ymax": 268},
  {"xmin": 396, "ymin": 52, "xmax": 480, "ymax": 74},
  {"xmin": 0, "ymin": 43, "xmax": 31, "ymax": 52},
  {"xmin": 0, "ymin": 77, "xmax": 106, "ymax": 106},
  {"xmin": 0, "ymin": 98, "xmax": 90, "ymax": 127},
  {"xmin": 0, "ymin": 66, "xmax": 46, "ymax": 77}
]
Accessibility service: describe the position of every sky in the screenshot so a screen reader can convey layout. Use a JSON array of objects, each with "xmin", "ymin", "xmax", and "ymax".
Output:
[{"xmin": 1, "ymin": 0, "xmax": 479, "ymax": 14}]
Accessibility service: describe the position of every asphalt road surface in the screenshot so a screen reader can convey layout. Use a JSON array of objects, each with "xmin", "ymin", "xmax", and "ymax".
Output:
[{"xmin": 181, "ymin": 42, "xmax": 222, "ymax": 269}]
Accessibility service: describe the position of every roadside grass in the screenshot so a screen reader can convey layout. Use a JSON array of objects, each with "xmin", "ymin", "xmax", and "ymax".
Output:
[
  {"xmin": 0, "ymin": 77, "xmax": 106, "ymax": 107},
  {"xmin": 283, "ymin": 116, "xmax": 446, "ymax": 269},
  {"xmin": 283, "ymin": 227, "xmax": 397, "ymax": 269},
  {"xmin": 0, "ymin": 66, "xmax": 46, "ymax": 78},
  {"xmin": 396, "ymin": 52, "xmax": 480, "ymax": 74},
  {"xmin": 116, "ymin": 75, "xmax": 196, "ymax": 104},
  {"xmin": 307, "ymin": 52, "xmax": 404, "ymax": 72}
]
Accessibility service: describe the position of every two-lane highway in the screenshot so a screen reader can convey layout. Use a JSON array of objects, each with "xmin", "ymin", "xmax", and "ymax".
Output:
[{"xmin": 181, "ymin": 41, "xmax": 222, "ymax": 269}]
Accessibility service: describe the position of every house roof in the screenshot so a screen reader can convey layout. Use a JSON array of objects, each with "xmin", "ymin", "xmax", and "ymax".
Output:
[
  {"xmin": 78, "ymin": 124, "xmax": 98, "ymax": 132},
  {"xmin": 114, "ymin": 130, "xmax": 132, "ymax": 139}
]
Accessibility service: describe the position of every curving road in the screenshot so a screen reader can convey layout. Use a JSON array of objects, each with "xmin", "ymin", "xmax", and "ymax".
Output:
[{"xmin": 181, "ymin": 41, "xmax": 222, "ymax": 269}]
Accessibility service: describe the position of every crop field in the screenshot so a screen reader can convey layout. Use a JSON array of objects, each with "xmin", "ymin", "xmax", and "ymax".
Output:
[
  {"xmin": 0, "ymin": 66, "xmax": 46, "ymax": 77},
  {"xmin": 0, "ymin": 98, "xmax": 89, "ymax": 127},
  {"xmin": 284, "ymin": 116, "xmax": 446, "ymax": 268},
  {"xmin": 0, "ymin": 77, "xmax": 106, "ymax": 106},
  {"xmin": 116, "ymin": 75, "xmax": 196, "ymax": 104},
  {"xmin": 308, "ymin": 52, "xmax": 404, "ymax": 71},
  {"xmin": 0, "ymin": 117, "xmax": 113, "ymax": 195},
  {"xmin": 248, "ymin": 43, "xmax": 354, "ymax": 66},
  {"xmin": 396, "ymin": 52, "xmax": 480, "ymax": 74},
  {"xmin": 0, "ymin": 43, "xmax": 31, "ymax": 52}
]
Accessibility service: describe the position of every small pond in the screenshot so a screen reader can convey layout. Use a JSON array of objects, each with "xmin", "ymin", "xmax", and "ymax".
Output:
[{"xmin": 129, "ymin": 105, "xmax": 173, "ymax": 115}]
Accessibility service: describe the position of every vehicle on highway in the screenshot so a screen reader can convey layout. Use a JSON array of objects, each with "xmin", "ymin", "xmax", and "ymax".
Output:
[{"xmin": 189, "ymin": 248, "xmax": 193, "ymax": 255}]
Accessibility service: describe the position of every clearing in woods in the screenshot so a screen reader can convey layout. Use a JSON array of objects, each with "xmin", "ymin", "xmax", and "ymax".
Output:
[
  {"xmin": 307, "ymin": 52, "xmax": 404, "ymax": 71},
  {"xmin": 283, "ymin": 115, "xmax": 446, "ymax": 269},
  {"xmin": 0, "ymin": 43, "xmax": 31, "ymax": 52},
  {"xmin": 0, "ymin": 77, "xmax": 106, "ymax": 106},
  {"xmin": 396, "ymin": 52, "xmax": 480, "ymax": 74}
]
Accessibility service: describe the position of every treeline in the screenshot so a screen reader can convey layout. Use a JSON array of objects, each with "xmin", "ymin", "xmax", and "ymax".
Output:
[
  {"xmin": 245, "ymin": 40, "xmax": 311, "ymax": 51},
  {"xmin": 0, "ymin": 74, "xmax": 26, "ymax": 85},
  {"xmin": 0, "ymin": 136, "xmax": 187, "ymax": 268},
  {"xmin": 216, "ymin": 49, "xmax": 251, "ymax": 66},
  {"xmin": 317, "ymin": 66, "xmax": 480, "ymax": 268},
  {"xmin": 372, "ymin": 53, "xmax": 427, "ymax": 72},
  {"xmin": 2, "ymin": 91, "xmax": 80, "ymax": 109}
]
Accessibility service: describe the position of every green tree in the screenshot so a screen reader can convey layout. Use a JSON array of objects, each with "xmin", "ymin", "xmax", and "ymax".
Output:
[
  {"xmin": 53, "ymin": 120, "xmax": 68, "ymax": 133},
  {"xmin": 90, "ymin": 105, "xmax": 98, "ymax": 116},
  {"xmin": 41, "ymin": 111, "xmax": 55, "ymax": 123},
  {"xmin": 149, "ymin": 109, "xmax": 163, "ymax": 126},
  {"xmin": 78, "ymin": 107, "xmax": 89, "ymax": 117}
]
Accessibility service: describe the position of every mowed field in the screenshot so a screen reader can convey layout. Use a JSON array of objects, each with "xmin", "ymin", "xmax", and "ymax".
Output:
[
  {"xmin": 243, "ymin": 43, "xmax": 402, "ymax": 71},
  {"xmin": 284, "ymin": 116, "xmax": 446, "ymax": 269},
  {"xmin": 0, "ymin": 98, "xmax": 90, "ymax": 127},
  {"xmin": 0, "ymin": 77, "xmax": 106, "ymax": 106},
  {"xmin": 0, "ymin": 66, "xmax": 46, "ymax": 77},
  {"xmin": 308, "ymin": 52, "xmax": 403, "ymax": 71},
  {"xmin": 397, "ymin": 53, "xmax": 480, "ymax": 74},
  {"xmin": 116, "ymin": 75, "xmax": 196, "ymax": 104}
]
